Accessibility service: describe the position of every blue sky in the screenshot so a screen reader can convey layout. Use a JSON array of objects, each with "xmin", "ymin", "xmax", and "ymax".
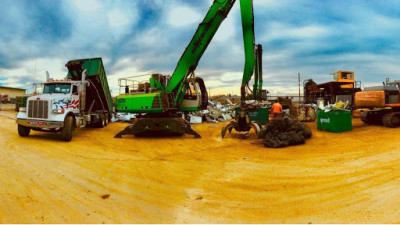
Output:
[{"xmin": 1, "ymin": 0, "xmax": 400, "ymax": 96}]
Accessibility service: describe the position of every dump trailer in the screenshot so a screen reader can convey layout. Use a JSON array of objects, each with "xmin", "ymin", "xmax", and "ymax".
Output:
[
  {"xmin": 16, "ymin": 57, "xmax": 113, "ymax": 141},
  {"xmin": 355, "ymin": 85, "xmax": 400, "ymax": 127}
]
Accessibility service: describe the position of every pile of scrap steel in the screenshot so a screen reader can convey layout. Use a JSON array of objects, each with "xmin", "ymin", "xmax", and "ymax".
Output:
[
  {"xmin": 260, "ymin": 116, "xmax": 312, "ymax": 148},
  {"xmin": 112, "ymin": 113, "xmax": 136, "ymax": 122},
  {"xmin": 290, "ymin": 104, "xmax": 318, "ymax": 122},
  {"xmin": 113, "ymin": 99, "xmax": 246, "ymax": 124},
  {"xmin": 288, "ymin": 100, "xmax": 349, "ymax": 123},
  {"xmin": 188, "ymin": 99, "xmax": 238, "ymax": 123},
  {"xmin": 318, "ymin": 100, "xmax": 350, "ymax": 111}
]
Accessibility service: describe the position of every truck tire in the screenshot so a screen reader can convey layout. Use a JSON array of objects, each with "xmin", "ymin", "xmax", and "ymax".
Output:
[
  {"xmin": 18, "ymin": 125, "xmax": 31, "ymax": 137},
  {"xmin": 104, "ymin": 113, "xmax": 108, "ymax": 126},
  {"xmin": 97, "ymin": 115, "xmax": 105, "ymax": 128},
  {"xmin": 62, "ymin": 116, "xmax": 73, "ymax": 142},
  {"xmin": 101, "ymin": 116, "xmax": 106, "ymax": 127}
]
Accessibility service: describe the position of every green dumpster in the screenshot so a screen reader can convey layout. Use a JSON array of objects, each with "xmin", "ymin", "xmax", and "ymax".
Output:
[
  {"xmin": 317, "ymin": 110, "xmax": 352, "ymax": 132},
  {"xmin": 235, "ymin": 107, "xmax": 269, "ymax": 124}
]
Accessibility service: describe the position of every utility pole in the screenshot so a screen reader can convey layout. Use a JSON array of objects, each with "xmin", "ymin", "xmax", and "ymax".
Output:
[{"xmin": 298, "ymin": 72, "xmax": 301, "ymax": 104}]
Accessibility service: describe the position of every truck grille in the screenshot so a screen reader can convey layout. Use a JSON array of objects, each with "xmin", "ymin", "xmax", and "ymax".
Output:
[{"xmin": 28, "ymin": 100, "xmax": 49, "ymax": 119}]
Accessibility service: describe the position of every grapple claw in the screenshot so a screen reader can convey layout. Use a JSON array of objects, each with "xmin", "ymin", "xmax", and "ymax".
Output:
[
  {"xmin": 221, "ymin": 123, "xmax": 235, "ymax": 138},
  {"xmin": 250, "ymin": 121, "xmax": 261, "ymax": 137},
  {"xmin": 228, "ymin": 126, "xmax": 234, "ymax": 133}
]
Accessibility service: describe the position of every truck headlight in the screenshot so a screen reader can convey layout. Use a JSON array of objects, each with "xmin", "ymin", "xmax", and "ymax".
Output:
[
  {"xmin": 19, "ymin": 107, "xmax": 26, "ymax": 112},
  {"xmin": 52, "ymin": 109, "xmax": 65, "ymax": 114}
]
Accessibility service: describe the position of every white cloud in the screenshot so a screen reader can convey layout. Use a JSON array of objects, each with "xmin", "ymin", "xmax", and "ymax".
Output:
[
  {"xmin": 253, "ymin": 0, "xmax": 295, "ymax": 9},
  {"xmin": 107, "ymin": 57, "xmax": 153, "ymax": 96},
  {"xmin": 167, "ymin": 6, "xmax": 202, "ymax": 27},
  {"xmin": 63, "ymin": 0, "xmax": 139, "ymax": 45},
  {"xmin": 107, "ymin": 8, "xmax": 129, "ymax": 28},
  {"xmin": 132, "ymin": 27, "xmax": 169, "ymax": 48},
  {"xmin": 262, "ymin": 22, "xmax": 330, "ymax": 42},
  {"xmin": 220, "ymin": 71, "xmax": 243, "ymax": 83},
  {"xmin": 69, "ymin": 0, "xmax": 102, "ymax": 13},
  {"xmin": 213, "ymin": 5, "xmax": 238, "ymax": 42},
  {"xmin": 0, "ymin": 57, "xmax": 67, "ymax": 92}
]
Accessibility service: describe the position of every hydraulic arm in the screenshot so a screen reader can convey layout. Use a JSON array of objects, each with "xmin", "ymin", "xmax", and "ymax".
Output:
[
  {"xmin": 222, "ymin": 0, "xmax": 268, "ymax": 138},
  {"xmin": 167, "ymin": 0, "xmax": 236, "ymax": 94},
  {"xmin": 239, "ymin": 0, "xmax": 256, "ymax": 105}
]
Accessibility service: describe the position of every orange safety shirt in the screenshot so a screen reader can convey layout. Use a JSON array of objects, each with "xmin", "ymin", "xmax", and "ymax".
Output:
[{"xmin": 272, "ymin": 102, "xmax": 282, "ymax": 113}]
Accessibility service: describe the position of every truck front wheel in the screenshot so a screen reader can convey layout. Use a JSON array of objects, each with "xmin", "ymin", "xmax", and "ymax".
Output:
[
  {"xmin": 62, "ymin": 116, "xmax": 74, "ymax": 142},
  {"xmin": 18, "ymin": 125, "xmax": 31, "ymax": 137}
]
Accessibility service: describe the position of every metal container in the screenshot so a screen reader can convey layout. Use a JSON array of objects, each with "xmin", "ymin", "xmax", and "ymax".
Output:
[
  {"xmin": 235, "ymin": 107, "xmax": 269, "ymax": 124},
  {"xmin": 290, "ymin": 105, "xmax": 316, "ymax": 122},
  {"xmin": 317, "ymin": 110, "xmax": 352, "ymax": 133}
]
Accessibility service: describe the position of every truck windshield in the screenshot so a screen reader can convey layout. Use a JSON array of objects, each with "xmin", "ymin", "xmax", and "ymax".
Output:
[{"xmin": 43, "ymin": 83, "xmax": 71, "ymax": 94}]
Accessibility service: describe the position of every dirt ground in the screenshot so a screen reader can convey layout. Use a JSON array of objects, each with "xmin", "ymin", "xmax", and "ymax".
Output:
[{"xmin": 1, "ymin": 111, "xmax": 400, "ymax": 223}]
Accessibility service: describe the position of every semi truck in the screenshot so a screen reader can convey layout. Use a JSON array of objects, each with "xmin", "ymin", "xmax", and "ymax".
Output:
[{"xmin": 16, "ymin": 57, "xmax": 113, "ymax": 141}]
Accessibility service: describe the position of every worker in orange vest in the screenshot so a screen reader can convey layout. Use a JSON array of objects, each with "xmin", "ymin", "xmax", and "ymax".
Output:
[{"xmin": 271, "ymin": 101, "xmax": 283, "ymax": 118}]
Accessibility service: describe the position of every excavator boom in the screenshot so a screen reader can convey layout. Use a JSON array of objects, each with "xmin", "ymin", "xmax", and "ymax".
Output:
[
  {"xmin": 239, "ymin": 0, "xmax": 256, "ymax": 104},
  {"xmin": 167, "ymin": 0, "xmax": 236, "ymax": 97}
]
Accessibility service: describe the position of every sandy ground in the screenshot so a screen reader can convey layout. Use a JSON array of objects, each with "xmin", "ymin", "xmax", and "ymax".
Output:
[
  {"xmin": 1, "ymin": 111, "xmax": 400, "ymax": 223},
  {"xmin": 0, "ymin": 104, "xmax": 15, "ymax": 111}
]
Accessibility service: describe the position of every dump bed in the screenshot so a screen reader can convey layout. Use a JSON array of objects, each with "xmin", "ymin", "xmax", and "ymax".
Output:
[{"xmin": 65, "ymin": 58, "xmax": 113, "ymax": 117}]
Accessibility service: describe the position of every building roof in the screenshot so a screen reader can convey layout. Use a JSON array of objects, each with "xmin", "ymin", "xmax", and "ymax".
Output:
[{"xmin": 0, "ymin": 86, "xmax": 26, "ymax": 91}]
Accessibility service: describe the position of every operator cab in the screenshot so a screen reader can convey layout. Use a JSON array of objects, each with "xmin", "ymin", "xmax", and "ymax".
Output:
[
  {"xmin": 333, "ymin": 71, "xmax": 354, "ymax": 82},
  {"xmin": 332, "ymin": 71, "xmax": 355, "ymax": 89}
]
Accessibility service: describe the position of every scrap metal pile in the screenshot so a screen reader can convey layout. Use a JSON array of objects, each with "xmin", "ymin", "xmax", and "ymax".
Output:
[
  {"xmin": 261, "ymin": 116, "xmax": 312, "ymax": 148},
  {"xmin": 112, "ymin": 99, "xmax": 239, "ymax": 124},
  {"xmin": 188, "ymin": 99, "xmax": 238, "ymax": 123}
]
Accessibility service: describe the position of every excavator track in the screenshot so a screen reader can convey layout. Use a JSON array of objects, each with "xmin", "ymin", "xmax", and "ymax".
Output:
[
  {"xmin": 360, "ymin": 111, "xmax": 369, "ymax": 124},
  {"xmin": 360, "ymin": 111, "xmax": 383, "ymax": 125},
  {"xmin": 382, "ymin": 112, "xmax": 400, "ymax": 128}
]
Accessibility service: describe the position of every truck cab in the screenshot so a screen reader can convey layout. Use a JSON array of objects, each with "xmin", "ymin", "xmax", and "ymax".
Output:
[
  {"xmin": 18, "ymin": 79, "xmax": 79, "ymax": 124},
  {"xmin": 16, "ymin": 57, "xmax": 113, "ymax": 141},
  {"xmin": 17, "ymin": 78, "xmax": 91, "ymax": 141}
]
